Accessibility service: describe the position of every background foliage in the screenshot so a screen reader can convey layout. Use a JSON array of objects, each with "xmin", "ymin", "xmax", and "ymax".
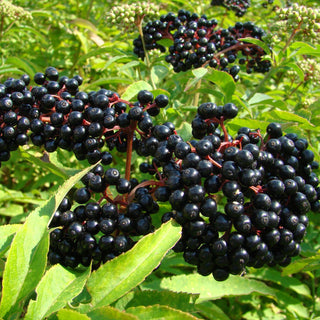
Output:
[{"xmin": 0, "ymin": 0, "xmax": 319, "ymax": 319}]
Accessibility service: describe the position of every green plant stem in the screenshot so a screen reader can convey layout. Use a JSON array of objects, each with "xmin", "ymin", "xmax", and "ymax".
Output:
[
  {"xmin": 136, "ymin": 18, "xmax": 156, "ymax": 90},
  {"xmin": 125, "ymin": 122, "xmax": 136, "ymax": 181},
  {"xmin": 137, "ymin": 19, "xmax": 150, "ymax": 68},
  {"xmin": 287, "ymin": 80, "xmax": 303, "ymax": 99},
  {"xmin": 246, "ymin": 68, "xmax": 275, "ymax": 100}
]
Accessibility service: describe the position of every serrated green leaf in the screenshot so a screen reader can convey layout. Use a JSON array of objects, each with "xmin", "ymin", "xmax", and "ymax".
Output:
[
  {"xmin": 195, "ymin": 302, "xmax": 230, "ymax": 320},
  {"xmin": 141, "ymin": 274, "xmax": 276, "ymax": 302},
  {"xmin": 0, "ymin": 163, "xmax": 98, "ymax": 318},
  {"xmin": 204, "ymin": 69, "xmax": 235, "ymax": 102},
  {"xmin": 248, "ymin": 93, "xmax": 274, "ymax": 105},
  {"xmin": 248, "ymin": 268, "xmax": 311, "ymax": 297},
  {"xmin": 238, "ymin": 38, "xmax": 271, "ymax": 56},
  {"xmin": 289, "ymin": 42, "xmax": 320, "ymax": 57},
  {"xmin": 5, "ymin": 57, "xmax": 36, "ymax": 77},
  {"xmin": 125, "ymin": 290, "xmax": 198, "ymax": 312},
  {"xmin": 267, "ymin": 110, "xmax": 316, "ymax": 130},
  {"xmin": 126, "ymin": 305, "xmax": 201, "ymax": 320},
  {"xmin": 86, "ymin": 220, "xmax": 181, "ymax": 309},
  {"xmin": 25, "ymin": 265, "xmax": 90, "ymax": 320},
  {"xmin": 88, "ymin": 306, "xmax": 138, "ymax": 320},
  {"xmin": 121, "ymin": 80, "xmax": 153, "ymax": 101},
  {"xmin": 19, "ymin": 148, "xmax": 69, "ymax": 180},
  {"xmin": 281, "ymin": 253, "xmax": 320, "ymax": 276},
  {"xmin": 274, "ymin": 289, "xmax": 309, "ymax": 318},
  {"xmin": 0, "ymin": 224, "xmax": 21, "ymax": 258},
  {"xmin": 57, "ymin": 308, "xmax": 91, "ymax": 320}
]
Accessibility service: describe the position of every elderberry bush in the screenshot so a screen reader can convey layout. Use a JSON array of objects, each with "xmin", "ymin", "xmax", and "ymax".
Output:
[
  {"xmin": 137, "ymin": 102, "xmax": 320, "ymax": 281},
  {"xmin": 0, "ymin": 67, "xmax": 168, "ymax": 166},
  {"xmin": 133, "ymin": 10, "xmax": 271, "ymax": 78}
]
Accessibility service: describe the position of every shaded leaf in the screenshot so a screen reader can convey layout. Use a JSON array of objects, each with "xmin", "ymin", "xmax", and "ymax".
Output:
[{"xmin": 0, "ymin": 224, "xmax": 21, "ymax": 258}]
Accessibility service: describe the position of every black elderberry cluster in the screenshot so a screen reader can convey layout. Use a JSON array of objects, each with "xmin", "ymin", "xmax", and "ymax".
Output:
[
  {"xmin": 48, "ymin": 164, "xmax": 160, "ymax": 269},
  {"xmin": 133, "ymin": 10, "xmax": 271, "ymax": 79},
  {"xmin": 211, "ymin": 0, "xmax": 251, "ymax": 17},
  {"xmin": 136, "ymin": 102, "xmax": 319, "ymax": 281},
  {"xmin": 0, "ymin": 67, "xmax": 169, "ymax": 166}
]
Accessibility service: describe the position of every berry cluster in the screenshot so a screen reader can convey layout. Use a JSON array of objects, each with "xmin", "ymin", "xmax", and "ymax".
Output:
[
  {"xmin": 133, "ymin": 10, "xmax": 271, "ymax": 79},
  {"xmin": 136, "ymin": 103, "xmax": 319, "ymax": 281},
  {"xmin": 211, "ymin": 0, "xmax": 251, "ymax": 17},
  {"xmin": 1, "ymin": 69, "xmax": 318, "ymax": 281},
  {"xmin": 48, "ymin": 164, "xmax": 159, "ymax": 269},
  {"xmin": 0, "ymin": 67, "xmax": 168, "ymax": 166}
]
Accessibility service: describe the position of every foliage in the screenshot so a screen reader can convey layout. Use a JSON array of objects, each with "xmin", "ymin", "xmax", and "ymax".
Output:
[{"xmin": 0, "ymin": 0, "xmax": 319, "ymax": 319}]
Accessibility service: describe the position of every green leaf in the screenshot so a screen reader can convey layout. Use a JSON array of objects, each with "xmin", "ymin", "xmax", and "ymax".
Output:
[
  {"xmin": 283, "ymin": 62, "xmax": 304, "ymax": 82},
  {"xmin": 0, "ymin": 224, "xmax": 21, "ymax": 258},
  {"xmin": 204, "ymin": 69, "xmax": 235, "ymax": 102},
  {"xmin": 25, "ymin": 265, "xmax": 91, "ymax": 320},
  {"xmin": 88, "ymin": 306, "xmax": 138, "ymax": 320},
  {"xmin": 238, "ymin": 38, "xmax": 271, "ymax": 55},
  {"xmin": 195, "ymin": 302, "xmax": 231, "ymax": 320},
  {"xmin": 86, "ymin": 220, "xmax": 181, "ymax": 309},
  {"xmin": 289, "ymin": 42, "xmax": 320, "ymax": 57},
  {"xmin": 77, "ymin": 47, "xmax": 113, "ymax": 64},
  {"xmin": 124, "ymin": 290, "xmax": 198, "ymax": 312},
  {"xmin": 266, "ymin": 110, "xmax": 316, "ymax": 131},
  {"xmin": 141, "ymin": 274, "xmax": 276, "ymax": 303},
  {"xmin": 151, "ymin": 65, "xmax": 169, "ymax": 84},
  {"xmin": 68, "ymin": 18, "xmax": 99, "ymax": 33},
  {"xmin": 5, "ymin": 57, "xmax": 36, "ymax": 77},
  {"xmin": 0, "ymin": 163, "xmax": 98, "ymax": 318},
  {"xmin": 57, "ymin": 309, "xmax": 91, "ymax": 320},
  {"xmin": 184, "ymin": 68, "xmax": 207, "ymax": 92},
  {"xmin": 248, "ymin": 268, "xmax": 311, "ymax": 297},
  {"xmin": 248, "ymin": 93, "xmax": 274, "ymax": 105},
  {"xmin": 273, "ymin": 289, "xmax": 309, "ymax": 319},
  {"xmin": 121, "ymin": 81, "xmax": 153, "ymax": 101},
  {"xmin": 19, "ymin": 148, "xmax": 69, "ymax": 180},
  {"xmin": 126, "ymin": 305, "xmax": 201, "ymax": 320},
  {"xmin": 281, "ymin": 253, "xmax": 320, "ymax": 276},
  {"xmin": 178, "ymin": 122, "xmax": 192, "ymax": 142}
]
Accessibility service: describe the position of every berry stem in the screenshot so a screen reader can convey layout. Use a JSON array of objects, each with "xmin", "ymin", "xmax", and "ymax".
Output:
[{"xmin": 125, "ymin": 121, "xmax": 136, "ymax": 181}]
